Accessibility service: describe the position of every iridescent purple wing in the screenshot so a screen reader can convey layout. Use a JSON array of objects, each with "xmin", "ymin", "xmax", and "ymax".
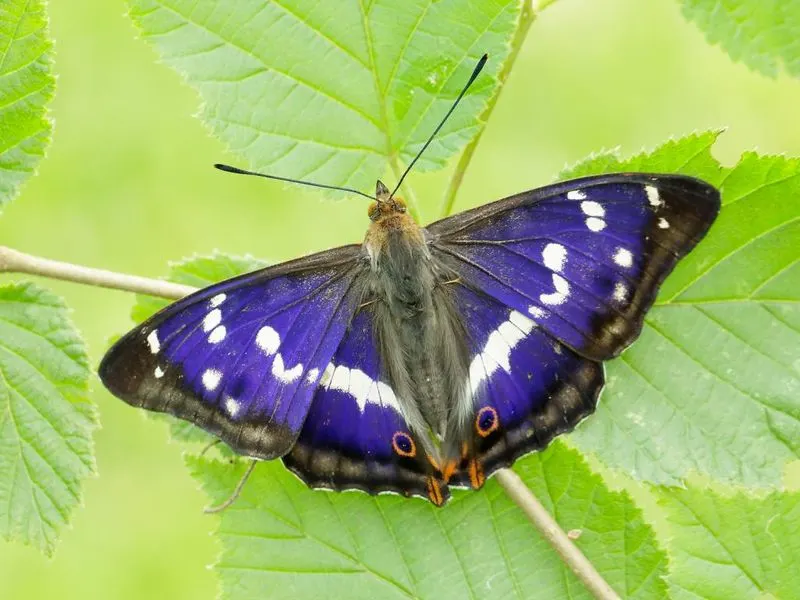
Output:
[
  {"xmin": 429, "ymin": 174, "xmax": 720, "ymax": 360},
  {"xmin": 99, "ymin": 245, "xmax": 367, "ymax": 459},
  {"xmin": 283, "ymin": 307, "xmax": 448, "ymax": 506},
  {"xmin": 446, "ymin": 284, "xmax": 603, "ymax": 488}
]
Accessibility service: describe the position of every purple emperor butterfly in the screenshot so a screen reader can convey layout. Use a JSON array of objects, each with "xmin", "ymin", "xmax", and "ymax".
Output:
[{"xmin": 100, "ymin": 55, "xmax": 720, "ymax": 506}]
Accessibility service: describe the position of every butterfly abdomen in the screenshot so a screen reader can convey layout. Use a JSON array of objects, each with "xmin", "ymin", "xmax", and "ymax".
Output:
[{"xmin": 365, "ymin": 208, "xmax": 471, "ymax": 451}]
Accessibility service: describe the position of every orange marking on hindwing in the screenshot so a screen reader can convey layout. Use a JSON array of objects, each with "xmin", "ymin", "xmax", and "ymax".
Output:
[
  {"xmin": 426, "ymin": 477, "xmax": 445, "ymax": 506},
  {"xmin": 440, "ymin": 460, "xmax": 458, "ymax": 483},
  {"xmin": 468, "ymin": 459, "xmax": 485, "ymax": 489}
]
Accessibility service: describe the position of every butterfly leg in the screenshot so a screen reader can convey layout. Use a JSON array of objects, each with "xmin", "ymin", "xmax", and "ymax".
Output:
[
  {"xmin": 199, "ymin": 438, "xmax": 222, "ymax": 457},
  {"xmin": 204, "ymin": 459, "xmax": 258, "ymax": 514},
  {"xmin": 440, "ymin": 277, "xmax": 461, "ymax": 286}
]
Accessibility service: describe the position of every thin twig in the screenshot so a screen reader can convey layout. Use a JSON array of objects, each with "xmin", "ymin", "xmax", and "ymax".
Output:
[
  {"xmin": 495, "ymin": 469, "xmax": 620, "ymax": 600},
  {"xmin": 438, "ymin": 0, "xmax": 548, "ymax": 218},
  {"xmin": 0, "ymin": 246, "xmax": 193, "ymax": 299},
  {"xmin": 1, "ymin": 244, "xmax": 617, "ymax": 597}
]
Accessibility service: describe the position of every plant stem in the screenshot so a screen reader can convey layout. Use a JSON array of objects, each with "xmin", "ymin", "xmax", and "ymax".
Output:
[
  {"xmin": 495, "ymin": 469, "xmax": 620, "ymax": 600},
  {"xmin": 438, "ymin": 0, "xmax": 547, "ymax": 218},
  {"xmin": 2, "ymin": 243, "xmax": 617, "ymax": 597}
]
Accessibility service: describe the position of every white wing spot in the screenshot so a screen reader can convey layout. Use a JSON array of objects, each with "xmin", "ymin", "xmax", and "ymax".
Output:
[
  {"xmin": 580, "ymin": 200, "xmax": 605, "ymax": 217},
  {"xmin": 468, "ymin": 310, "xmax": 534, "ymax": 394},
  {"xmin": 509, "ymin": 310, "xmax": 535, "ymax": 334},
  {"xmin": 586, "ymin": 217, "xmax": 606, "ymax": 232},
  {"xmin": 613, "ymin": 282, "xmax": 629, "ymax": 302},
  {"xmin": 528, "ymin": 305, "xmax": 546, "ymax": 319},
  {"xmin": 329, "ymin": 365, "xmax": 350, "ymax": 391},
  {"xmin": 325, "ymin": 363, "xmax": 402, "ymax": 414},
  {"xmin": 202, "ymin": 369, "xmax": 222, "ymax": 391},
  {"xmin": 256, "ymin": 326, "xmax": 280, "ymax": 355},
  {"xmin": 613, "ymin": 247, "xmax": 633, "ymax": 268},
  {"xmin": 305, "ymin": 368, "xmax": 320, "ymax": 384},
  {"xmin": 146, "ymin": 330, "xmax": 160, "ymax": 354},
  {"xmin": 208, "ymin": 325, "xmax": 226, "ymax": 344},
  {"xmin": 542, "ymin": 243, "xmax": 567, "ymax": 272},
  {"xmin": 645, "ymin": 185, "xmax": 662, "ymax": 207},
  {"xmin": 375, "ymin": 382, "xmax": 402, "ymax": 414},
  {"xmin": 209, "ymin": 293, "xmax": 227, "ymax": 308},
  {"xmin": 658, "ymin": 217, "xmax": 670, "ymax": 229},
  {"xmin": 203, "ymin": 308, "xmax": 222, "ymax": 332},
  {"xmin": 348, "ymin": 369, "xmax": 372, "ymax": 411},
  {"xmin": 224, "ymin": 396, "xmax": 240, "ymax": 417},
  {"xmin": 567, "ymin": 190, "xmax": 586, "ymax": 200},
  {"xmin": 483, "ymin": 329, "xmax": 514, "ymax": 373},
  {"xmin": 154, "ymin": 366, "xmax": 165, "ymax": 378},
  {"xmin": 540, "ymin": 274, "xmax": 570, "ymax": 305},
  {"xmin": 271, "ymin": 354, "xmax": 303, "ymax": 383},
  {"xmin": 319, "ymin": 363, "xmax": 335, "ymax": 387}
]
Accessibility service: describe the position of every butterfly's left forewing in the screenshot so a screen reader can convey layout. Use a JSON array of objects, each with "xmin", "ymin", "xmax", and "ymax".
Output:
[
  {"xmin": 99, "ymin": 245, "xmax": 367, "ymax": 460},
  {"xmin": 429, "ymin": 173, "xmax": 720, "ymax": 361}
]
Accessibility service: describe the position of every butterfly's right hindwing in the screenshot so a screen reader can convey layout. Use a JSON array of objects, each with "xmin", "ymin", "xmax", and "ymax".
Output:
[
  {"xmin": 283, "ymin": 306, "xmax": 448, "ymax": 506},
  {"xmin": 99, "ymin": 245, "xmax": 367, "ymax": 460}
]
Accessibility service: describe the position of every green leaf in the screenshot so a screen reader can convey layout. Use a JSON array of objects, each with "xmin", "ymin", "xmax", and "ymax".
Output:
[
  {"xmin": 655, "ymin": 481, "xmax": 800, "ymax": 599},
  {"xmin": 566, "ymin": 132, "xmax": 800, "ymax": 487},
  {"xmin": 131, "ymin": 252, "xmax": 267, "ymax": 447},
  {"xmin": 0, "ymin": 282, "xmax": 97, "ymax": 555},
  {"xmin": 0, "ymin": 0, "xmax": 55, "ymax": 211},
  {"xmin": 132, "ymin": 252, "xmax": 267, "ymax": 322},
  {"xmin": 677, "ymin": 0, "xmax": 800, "ymax": 79},
  {"xmin": 126, "ymin": 0, "xmax": 520, "ymax": 195},
  {"xmin": 190, "ymin": 441, "xmax": 666, "ymax": 600}
]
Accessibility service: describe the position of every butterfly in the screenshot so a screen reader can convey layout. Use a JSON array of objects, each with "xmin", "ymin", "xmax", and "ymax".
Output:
[{"xmin": 99, "ymin": 55, "xmax": 720, "ymax": 507}]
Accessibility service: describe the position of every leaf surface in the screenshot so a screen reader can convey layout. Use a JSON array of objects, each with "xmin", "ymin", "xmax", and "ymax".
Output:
[
  {"xmin": 191, "ymin": 442, "xmax": 666, "ymax": 600},
  {"xmin": 0, "ymin": 283, "xmax": 97, "ymax": 555},
  {"xmin": 678, "ymin": 0, "xmax": 800, "ymax": 78},
  {"xmin": 0, "ymin": 0, "xmax": 55, "ymax": 211},
  {"xmin": 566, "ymin": 132, "xmax": 800, "ymax": 487},
  {"xmin": 656, "ymin": 482, "xmax": 800, "ymax": 599},
  {"xmin": 127, "ymin": 0, "xmax": 520, "ymax": 196}
]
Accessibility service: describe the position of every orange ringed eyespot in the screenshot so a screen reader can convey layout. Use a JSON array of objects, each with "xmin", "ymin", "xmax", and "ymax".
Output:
[
  {"xmin": 475, "ymin": 406, "xmax": 499, "ymax": 437},
  {"xmin": 392, "ymin": 431, "xmax": 416, "ymax": 457}
]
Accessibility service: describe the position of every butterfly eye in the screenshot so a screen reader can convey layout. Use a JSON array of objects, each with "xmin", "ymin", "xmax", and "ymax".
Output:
[
  {"xmin": 392, "ymin": 198, "xmax": 407, "ymax": 213},
  {"xmin": 367, "ymin": 201, "xmax": 380, "ymax": 221},
  {"xmin": 475, "ymin": 406, "xmax": 499, "ymax": 437},
  {"xmin": 392, "ymin": 431, "xmax": 416, "ymax": 457}
]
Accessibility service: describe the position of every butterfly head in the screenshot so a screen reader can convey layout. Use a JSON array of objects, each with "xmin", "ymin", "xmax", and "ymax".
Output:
[{"xmin": 368, "ymin": 179, "xmax": 409, "ymax": 223}]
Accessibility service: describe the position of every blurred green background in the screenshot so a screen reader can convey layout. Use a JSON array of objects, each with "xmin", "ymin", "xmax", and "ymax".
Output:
[{"xmin": 1, "ymin": 0, "xmax": 799, "ymax": 598}]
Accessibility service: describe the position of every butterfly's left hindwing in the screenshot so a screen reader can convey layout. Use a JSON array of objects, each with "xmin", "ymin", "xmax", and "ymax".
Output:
[
  {"xmin": 446, "ymin": 284, "xmax": 603, "ymax": 488},
  {"xmin": 99, "ymin": 245, "xmax": 367, "ymax": 460}
]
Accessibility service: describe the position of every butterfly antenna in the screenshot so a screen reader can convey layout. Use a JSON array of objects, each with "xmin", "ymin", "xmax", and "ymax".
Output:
[
  {"xmin": 389, "ymin": 53, "xmax": 488, "ymax": 200},
  {"xmin": 214, "ymin": 163, "xmax": 376, "ymax": 201},
  {"xmin": 203, "ymin": 459, "xmax": 258, "ymax": 514}
]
